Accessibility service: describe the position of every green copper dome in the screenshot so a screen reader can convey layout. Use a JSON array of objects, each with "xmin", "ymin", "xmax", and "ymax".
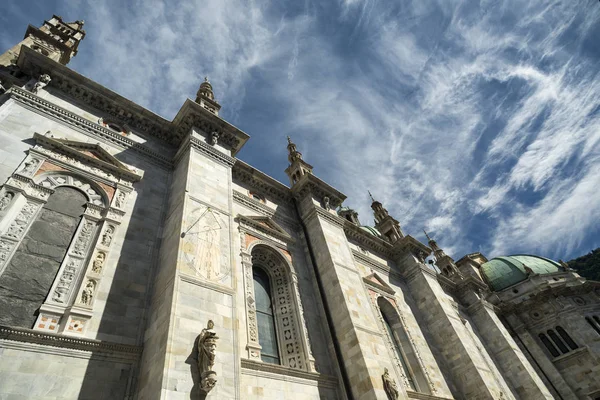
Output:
[
  {"xmin": 481, "ymin": 255, "xmax": 564, "ymax": 291},
  {"xmin": 359, "ymin": 226, "xmax": 382, "ymax": 238}
]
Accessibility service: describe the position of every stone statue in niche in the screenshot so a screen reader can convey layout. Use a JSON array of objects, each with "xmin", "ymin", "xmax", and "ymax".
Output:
[
  {"xmin": 81, "ymin": 280, "xmax": 96, "ymax": 306},
  {"xmin": 210, "ymin": 131, "xmax": 219, "ymax": 145},
  {"xmin": 102, "ymin": 225, "xmax": 114, "ymax": 246},
  {"xmin": 92, "ymin": 252, "xmax": 105, "ymax": 274},
  {"xmin": 115, "ymin": 191, "xmax": 126, "ymax": 208},
  {"xmin": 198, "ymin": 320, "xmax": 219, "ymax": 393},
  {"xmin": 382, "ymin": 368, "xmax": 399, "ymax": 400},
  {"xmin": 0, "ymin": 192, "xmax": 13, "ymax": 211},
  {"xmin": 19, "ymin": 158, "xmax": 40, "ymax": 175},
  {"xmin": 323, "ymin": 196, "xmax": 331, "ymax": 211},
  {"xmin": 30, "ymin": 74, "xmax": 51, "ymax": 94},
  {"xmin": 53, "ymin": 261, "xmax": 77, "ymax": 303}
]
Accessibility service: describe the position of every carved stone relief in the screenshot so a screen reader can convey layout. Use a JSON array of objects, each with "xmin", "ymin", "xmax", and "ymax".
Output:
[
  {"xmin": 101, "ymin": 225, "xmax": 114, "ymax": 246},
  {"xmin": 5, "ymin": 202, "xmax": 40, "ymax": 240},
  {"xmin": 114, "ymin": 191, "xmax": 127, "ymax": 209},
  {"xmin": 18, "ymin": 158, "xmax": 41, "ymax": 177},
  {"xmin": 91, "ymin": 252, "xmax": 105, "ymax": 274},
  {"xmin": 38, "ymin": 175, "xmax": 104, "ymax": 206},
  {"xmin": 33, "ymin": 146, "xmax": 121, "ymax": 183},
  {"xmin": 198, "ymin": 320, "xmax": 219, "ymax": 393},
  {"xmin": 0, "ymin": 192, "xmax": 14, "ymax": 211},
  {"xmin": 52, "ymin": 260, "xmax": 78, "ymax": 303},
  {"xmin": 80, "ymin": 279, "xmax": 96, "ymax": 306},
  {"xmin": 30, "ymin": 74, "xmax": 51, "ymax": 94},
  {"xmin": 72, "ymin": 221, "xmax": 95, "ymax": 256}
]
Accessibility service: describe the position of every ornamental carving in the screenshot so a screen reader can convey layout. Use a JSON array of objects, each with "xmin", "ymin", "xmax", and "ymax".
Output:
[
  {"xmin": 251, "ymin": 245, "xmax": 307, "ymax": 371},
  {"xmin": 0, "ymin": 192, "xmax": 14, "ymax": 212},
  {"xmin": 73, "ymin": 221, "xmax": 95, "ymax": 256},
  {"xmin": 80, "ymin": 279, "xmax": 96, "ymax": 306},
  {"xmin": 92, "ymin": 252, "xmax": 105, "ymax": 274},
  {"xmin": 30, "ymin": 74, "xmax": 51, "ymax": 94},
  {"xmin": 18, "ymin": 158, "xmax": 40, "ymax": 176},
  {"xmin": 38, "ymin": 174, "xmax": 104, "ymax": 206},
  {"xmin": 101, "ymin": 225, "xmax": 114, "ymax": 246},
  {"xmin": 53, "ymin": 260, "xmax": 78, "ymax": 303},
  {"xmin": 5, "ymin": 202, "xmax": 39, "ymax": 240},
  {"xmin": 198, "ymin": 320, "xmax": 219, "ymax": 393}
]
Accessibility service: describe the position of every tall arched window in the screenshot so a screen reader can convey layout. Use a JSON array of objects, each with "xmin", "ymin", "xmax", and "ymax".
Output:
[
  {"xmin": 539, "ymin": 333, "xmax": 560, "ymax": 358},
  {"xmin": 548, "ymin": 329, "xmax": 569, "ymax": 354},
  {"xmin": 0, "ymin": 187, "xmax": 87, "ymax": 327},
  {"xmin": 382, "ymin": 310, "xmax": 416, "ymax": 391},
  {"xmin": 378, "ymin": 296, "xmax": 429, "ymax": 393},
  {"xmin": 556, "ymin": 326, "xmax": 578, "ymax": 351},
  {"xmin": 253, "ymin": 267, "xmax": 280, "ymax": 365}
]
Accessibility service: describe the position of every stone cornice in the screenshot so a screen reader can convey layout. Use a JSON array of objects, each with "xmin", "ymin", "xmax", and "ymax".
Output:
[
  {"xmin": 233, "ymin": 189, "xmax": 275, "ymax": 216},
  {"xmin": 6, "ymin": 86, "xmax": 173, "ymax": 168},
  {"xmin": 240, "ymin": 358, "xmax": 338, "ymax": 388},
  {"xmin": 186, "ymin": 135, "xmax": 236, "ymax": 167},
  {"xmin": 172, "ymin": 99, "xmax": 249, "ymax": 154},
  {"xmin": 232, "ymin": 161, "xmax": 292, "ymax": 202},
  {"xmin": 17, "ymin": 47, "xmax": 173, "ymax": 142},
  {"xmin": 344, "ymin": 222, "xmax": 393, "ymax": 257},
  {"xmin": 290, "ymin": 174, "xmax": 346, "ymax": 210},
  {"xmin": 352, "ymin": 250, "xmax": 391, "ymax": 275},
  {"xmin": 0, "ymin": 325, "xmax": 142, "ymax": 357}
]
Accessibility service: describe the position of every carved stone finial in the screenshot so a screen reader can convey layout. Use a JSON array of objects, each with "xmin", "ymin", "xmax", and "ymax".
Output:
[
  {"xmin": 210, "ymin": 131, "xmax": 219, "ymax": 146},
  {"xmin": 423, "ymin": 229, "xmax": 432, "ymax": 241},
  {"xmin": 323, "ymin": 196, "xmax": 331, "ymax": 211},
  {"xmin": 198, "ymin": 320, "xmax": 219, "ymax": 393},
  {"xmin": 382, "ymin": 368, "xmax": 399, "ymax": 399}
]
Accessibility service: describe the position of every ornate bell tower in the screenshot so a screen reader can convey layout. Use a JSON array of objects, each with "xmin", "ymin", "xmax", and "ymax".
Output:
[
  {"xmin": 284, "ymin": 136, "xmax": 314, "ymax": 186},
  {"xmin": 0, "ymin": 15, "xmax": 85, "ymax": 68},
  {"xmin": 195, "ymin": 77, "xmax": 221, "ymax": 116},
  {"xmin": 369, "ymin": 191, "xmax": 403, "ymax": 242}
]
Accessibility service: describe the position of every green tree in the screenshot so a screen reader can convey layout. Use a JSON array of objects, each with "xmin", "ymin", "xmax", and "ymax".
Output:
[{"xmin": 568, "ymin": 248, "xmax": 600, "ymax": 281}]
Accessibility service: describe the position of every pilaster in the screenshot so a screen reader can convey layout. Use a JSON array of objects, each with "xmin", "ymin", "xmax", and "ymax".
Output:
[
  {"xmin": 295, "ymin": 191, "xmax": 398, "ymax": 400},
  {"xmin": 398, "ymin": 253, "xmax": 513, "ymax": 399}
]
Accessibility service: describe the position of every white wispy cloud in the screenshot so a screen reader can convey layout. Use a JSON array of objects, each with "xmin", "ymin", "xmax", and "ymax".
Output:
[{"xmin": 19, "ymin": 0, "xmax": 600, "ymax": 260}]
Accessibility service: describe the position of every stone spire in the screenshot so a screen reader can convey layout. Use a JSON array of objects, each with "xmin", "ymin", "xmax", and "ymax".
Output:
[
  {"xmin": 0, "ymin": 15, "xmax": 86, "ymax": 68},
  {"xmin": 284, "ymin": 136, "xmax": 313, "ymax": 187},
  {"xmin": 195, "ymin": 76, "xmax": 221, "ymax": 116},
  {"xmin": 424, "ymin": 230, "xmax": 462, "ymax": 278},
  {"xmin": 369, "ymin": 192, "xmax": 403, "ymax": 243}
]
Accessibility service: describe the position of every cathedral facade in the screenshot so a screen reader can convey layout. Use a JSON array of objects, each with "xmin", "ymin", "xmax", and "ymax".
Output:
[{"xmin": 0, "ymin": 15, "xmax": 599, "ymax": 400}]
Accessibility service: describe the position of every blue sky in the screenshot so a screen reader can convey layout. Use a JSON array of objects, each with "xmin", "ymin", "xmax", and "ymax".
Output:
[{"xmin": 2, "ymin": 0, "xmax": 600, "ymax": 261}]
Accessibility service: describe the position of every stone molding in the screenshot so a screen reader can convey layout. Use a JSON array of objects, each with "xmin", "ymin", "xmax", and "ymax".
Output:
[
  {"xmin": 188, "ymin": 135, "xmax": 236, "ymax": 167},
  {"xmin": 233, "ymin": 161, "xmax": 292, "ymax": 203},
  {"xmin": 290, "ymin": 174, "xmax": 346, "ymax": 210},
  {"xmin": 0, "ymin": 325, "xmax": 142, "ymax": 357},
  {"xmin": 6, "ymin": 86, "xmax": 173, "ymax": 168},
  {"xmin": 344, "ymin": 221, "xmax": 393, "ymax": 257},
  {"xmin": 352, "ymin": 250, "xmax": 392, "ymax": 276},
  {"xmin": 240, "ymin": 358, "xmax": 338, "ymax": 389},
  {"xmin": 32, "ymin": 133, "xmax": 143, "ymax": 183},
  {"xmin": 178, "ymin": 272, "xmax": 235, "ymax": 296},
  {"xmin": 233, "ymin": 189, "xmax": 275, "ymax": 217},
  {"xmin": 406, "ymin": 391, "xmax": 453, "ymax": 400},
  {"xmin": 237, "ymin": 214, "xmax": 295, "ymax": 244}
]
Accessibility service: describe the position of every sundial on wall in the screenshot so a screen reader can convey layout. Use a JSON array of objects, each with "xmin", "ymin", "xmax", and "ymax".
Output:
[{"xmin": 182, "ymin": 205, "xmax": 229, "ymax": 282}]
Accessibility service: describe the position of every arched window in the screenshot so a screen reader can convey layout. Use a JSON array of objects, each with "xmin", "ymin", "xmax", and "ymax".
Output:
[
  {"xmin": 556, "ymin": 326, "xmax": 578, "ymax": 351},
  {"xmin": 586, "ymin": 317, "xmax": 600, "ymax": 335},
  {"xmin": 0, "ymin": 187, "xmax": 87, "ymax": 327},
  {"xmin": 378, "ymin": 296, "xmax": 428, "ymax": 393},
  {"xmin": 539, "ymin": 333, "xmax": 560, "ymax": 358},
  {"xmin": 382, "ymin": 309, "xmax": 416, "ymax": 391},
  {"xmin": 547, "ymin": 330, "xmax": 569, "ymax": 354},
  {"xmin": 253, "ymin": 267, "xmax": 280, "ymax": 364}
]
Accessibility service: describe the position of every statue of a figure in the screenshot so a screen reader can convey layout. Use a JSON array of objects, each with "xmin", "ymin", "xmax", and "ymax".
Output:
[
  {"xmin": 382, "ymin": 368, "xmax": 399, "ymax": 400},
  {"xmin": 31, "ymin": 74, "xmax": 51, "ymax": 94},
  {"xmin": 92, "ymin": 252, "xmax": 105, "ymax": 273},
  {"xmin": 210, "ymin": 131, "xmax": 219, "ymax": 145},
  {"xmin": 20, "ymin": 158, "xmax": 39, "ymax": 175},
  {"xmin": 115, "ymin": 191, "xmax": 126, "ymax": 208},
  {"xmin": 323, "ymin": 196, "xmax": 331, "ymax": 211},
  {"xmin": 102, "ymin": 225, "xmax": 114, "ymax": 246},
  {"xmin": 198, "ymin": 320, "xmax": 219, "ymax": 393},
  {"xmin": 81, "ymin": 280, "xmax": 95, "ymax": 306},
  {"xmin": 0, "ymin": 192, "xmax": 13, "ymax": 211}
]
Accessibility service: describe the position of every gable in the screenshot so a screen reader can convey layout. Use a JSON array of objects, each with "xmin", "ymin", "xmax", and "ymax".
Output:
[
  {"xmin": 33, "ymin": 132, "xmax": 143, "ymax": 182},
  {"xmin": 363, "ymin": 272, "xmax": 395, "ymax": 295},
  {"xmin": 237, "ymin": 214, "xmax": 294, "ymax": 244}
]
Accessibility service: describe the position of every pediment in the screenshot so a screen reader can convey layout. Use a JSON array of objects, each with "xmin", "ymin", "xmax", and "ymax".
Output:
[
  {"xmin": 33, "ymin": 132, "xmax": 143, "ymax": 182},
  {"xmin": 237, "ymin": 214, "xmax": 294, "ymax": 243},
  {"xmin": 363, "ymin": 272, "xmax": 395, "ymax": 295}
]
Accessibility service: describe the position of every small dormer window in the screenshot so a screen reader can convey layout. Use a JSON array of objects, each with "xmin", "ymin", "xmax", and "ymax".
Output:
[{"xmin": 101, "ymin": 119, "xmax": 129, "ymax": 136}]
